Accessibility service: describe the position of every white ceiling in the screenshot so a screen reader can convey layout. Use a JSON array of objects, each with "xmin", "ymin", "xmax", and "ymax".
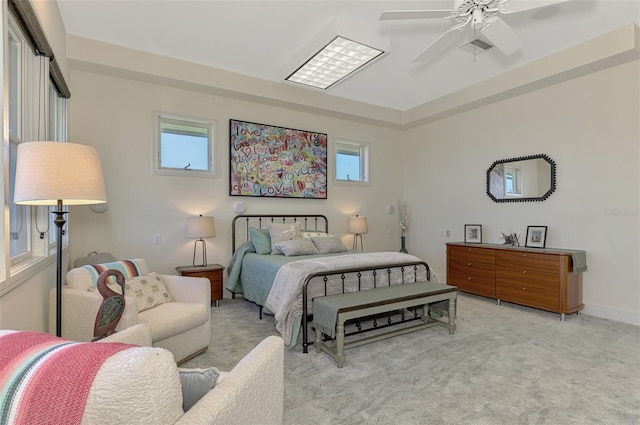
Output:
[{"xmin": 56, "ymin": 0, "xmax": 640, "ymax": 111}]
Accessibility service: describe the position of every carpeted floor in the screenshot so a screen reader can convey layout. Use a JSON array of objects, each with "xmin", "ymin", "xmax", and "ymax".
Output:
[{"xmin": 182, "ymin": 294, "xmax": 640, "ymax": 425}]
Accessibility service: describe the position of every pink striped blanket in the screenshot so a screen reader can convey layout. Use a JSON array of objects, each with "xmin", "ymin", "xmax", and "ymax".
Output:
[{"xmin": 0, "ymin": 331, "xmax": 134, "ymax": 425}]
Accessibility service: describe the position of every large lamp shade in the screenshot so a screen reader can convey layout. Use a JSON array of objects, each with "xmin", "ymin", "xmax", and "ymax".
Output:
[{"xmin": 14, "ymin": 142, "xmax": 107, "ymax": 206}]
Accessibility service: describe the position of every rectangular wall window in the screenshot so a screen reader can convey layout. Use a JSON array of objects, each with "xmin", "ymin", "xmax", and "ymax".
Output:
[
  {"xmin": 335, "ymin": 139, "xmax": 369, "ymax": 183},
  {"xmin": 153, "ymin": 113, "xmax": 216, "ymax": 177}
]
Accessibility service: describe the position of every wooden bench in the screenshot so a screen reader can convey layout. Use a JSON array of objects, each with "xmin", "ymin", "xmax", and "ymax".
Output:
[{"xmin": 312, "ymin": 282, "xmax": 457, "ymax": 368}]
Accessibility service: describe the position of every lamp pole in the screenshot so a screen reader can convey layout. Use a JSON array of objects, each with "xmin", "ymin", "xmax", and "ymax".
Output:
[{"xmin": 52, "ymin": 199, "xmax": 67, "ymax": 337}]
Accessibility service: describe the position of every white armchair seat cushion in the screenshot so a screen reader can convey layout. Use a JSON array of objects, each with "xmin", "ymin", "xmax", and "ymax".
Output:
[{"xmin": 139, "ymin": 302, "xmax": 209, "ymax": 342}]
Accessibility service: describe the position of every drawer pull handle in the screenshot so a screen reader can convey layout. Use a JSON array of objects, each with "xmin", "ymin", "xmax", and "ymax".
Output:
[
  {"xmin": 522, "ymin": 270, "xmax": 527, "ymax": 274},
  {"xmin": 467, "ymin": 277, "xmax": 472, "ymax": 280},
  {"xmin": 522, "ymin": 287, "xmax": 527, "ymax": 291},
  {"xmin": 467, "ymin": 249, "xmax": 472, "ymax": 252},
  {"xmin": 468, "ymin": 262, "xmax": 472, "ymax": 266},
  {"xmin": 523, "ymin": 254, "xmax": 527, "ymax": 258}
]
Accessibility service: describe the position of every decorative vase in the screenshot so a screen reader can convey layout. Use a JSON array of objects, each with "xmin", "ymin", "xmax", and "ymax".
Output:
[{"xmin": 399, "ymin": 236, "xmax": 408, "ymax": 253}]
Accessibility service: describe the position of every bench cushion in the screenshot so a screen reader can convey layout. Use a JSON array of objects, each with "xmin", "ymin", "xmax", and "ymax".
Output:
[{"xmin": 313, "ymin": 282, "xmax": 456, "ymax": 338}]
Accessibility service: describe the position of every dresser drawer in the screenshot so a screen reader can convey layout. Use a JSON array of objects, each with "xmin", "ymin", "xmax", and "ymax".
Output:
[
  {"xmin": 496, "ymin": 267, "xmax": 558, "ymax": 290},
  {"xmin": 448, "ymin": 271, "xmax": 496, "ymax": 298},
  {"xmin": 448, "ymin": 245, "xmax": 495, "ymax": 265},
  {"xmin": 496, "ymin": 250, "xmax": 560, "ymax": 273},
  {"xmin": 496, "ymin": 279, "xmax": 559, "ymax": 311}
]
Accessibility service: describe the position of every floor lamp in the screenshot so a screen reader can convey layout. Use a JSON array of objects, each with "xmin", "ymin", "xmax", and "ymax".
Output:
[{"xmin": 13, "ymin": 142, "xmax": 107, "ymax": 337}]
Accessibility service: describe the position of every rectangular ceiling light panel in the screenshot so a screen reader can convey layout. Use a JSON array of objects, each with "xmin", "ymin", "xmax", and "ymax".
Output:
[{"xmin": 286, "ymin": 36, "xmax": 385, "ymax": 90}]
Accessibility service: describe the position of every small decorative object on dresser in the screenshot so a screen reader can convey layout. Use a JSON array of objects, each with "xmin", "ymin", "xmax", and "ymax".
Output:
[
  {"xmin": 525, "ymin": 226, "xmax": 547, "ymax": 248},
  {"xmin": 464, "ymin": 224, "xmax": 482, "ymax": 244},
  {"xmin": 176, "ymin": 264, "xmax": 225, "ymax": 306}
]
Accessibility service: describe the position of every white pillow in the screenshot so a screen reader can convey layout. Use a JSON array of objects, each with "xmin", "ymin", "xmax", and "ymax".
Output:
[
  {"xmin": 311, "ymin": 236, "xmax": 348, "ymax": 254},
  {"xmin": 125, "ymin": 272, "xmax": 174, "ymax": 312},
  {"xmin": 302, "ymin": 231, "xmax": 333, "ymax": 238},
  {"xmin": 268, "ymin": 222, "xmax": 302, "ymax": 255},
  {"xmin": 275, "ymin": 238, "xmax": 320, "ymax": 256}
]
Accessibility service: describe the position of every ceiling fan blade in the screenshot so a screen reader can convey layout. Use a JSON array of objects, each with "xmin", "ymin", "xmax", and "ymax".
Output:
[
  {"xmin": 380, "ymin": 10, "xmax": 452, "ymax": 20},
  {"xmin": 500, "ymin": 0, "xmax": 571, "ymax": 14},
  {"xmin": 412, "ymin": 23, "xmax": 468, "ymax": 63},
  {"xmin": 481, "ymin": 18, "xmax": 525, "ymax": 55}
]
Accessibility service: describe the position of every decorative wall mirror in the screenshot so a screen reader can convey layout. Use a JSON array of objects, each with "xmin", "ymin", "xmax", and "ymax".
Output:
[{"xmin": 486, "ymin": 154, "xmax": 556, "ymax": 202}]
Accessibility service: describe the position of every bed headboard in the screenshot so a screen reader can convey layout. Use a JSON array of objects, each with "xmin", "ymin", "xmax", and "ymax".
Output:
[{"xmin": 232, "ymin": 214, "xmax": 329, "ymax": 253}]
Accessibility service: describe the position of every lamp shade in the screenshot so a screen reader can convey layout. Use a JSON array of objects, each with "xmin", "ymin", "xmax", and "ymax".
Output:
[
  {"xmin": 187, "ymin": 215, "xmax": 216, "ymax": 238},
  {"xmin": 14, "ymin": 142, "xmax": 107, "ymax": 206},
  {"xmin": 347, "ymin": 215, "xmax": 368, "ymax": 234}
]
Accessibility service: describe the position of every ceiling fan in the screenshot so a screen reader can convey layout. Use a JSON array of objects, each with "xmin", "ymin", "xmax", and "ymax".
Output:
[{"xmin": 380, "ymin": 0, "xmax": 570, "ymax": 62}]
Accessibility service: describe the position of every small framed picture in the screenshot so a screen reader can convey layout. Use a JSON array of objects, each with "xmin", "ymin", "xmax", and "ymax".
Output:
[
  {"xmin": 525, "ymin": 226, "xmax": 547, "ymax": 248},
  {"xmin": 464, "ymin": 224, "xmax": 482, "ymax": 244}
]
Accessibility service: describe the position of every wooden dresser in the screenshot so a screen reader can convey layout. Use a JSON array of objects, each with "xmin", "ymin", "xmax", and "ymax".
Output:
[{"xmin": 446, "ymin": 243, "xmax": 585, "ymax": 320}]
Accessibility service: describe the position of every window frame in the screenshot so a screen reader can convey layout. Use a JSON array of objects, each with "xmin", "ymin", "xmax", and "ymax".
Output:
[
  {"xmin": 152, "ymin": 112, "xmax": 216, "ymax": 178},
  {"xmin": 334, "ymin": 138, "xmax": 370, "ymax": 185}
]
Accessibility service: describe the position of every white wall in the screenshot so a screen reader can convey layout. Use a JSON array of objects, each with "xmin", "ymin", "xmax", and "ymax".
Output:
[
  {"xmin": 403, "ymin": 61, "xmax": 640, "ymax": 325},
  {"xmin": 67, "ymin": 70, "xmax": 406, "ymax": 276}
]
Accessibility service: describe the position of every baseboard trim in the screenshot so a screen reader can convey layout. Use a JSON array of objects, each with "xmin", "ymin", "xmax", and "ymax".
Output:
[{"xmin": 582, "ymin": 304, "xmax": 640, "ymax": 326}]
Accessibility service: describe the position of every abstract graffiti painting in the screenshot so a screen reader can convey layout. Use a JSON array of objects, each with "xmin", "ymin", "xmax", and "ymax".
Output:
[{"xmin": 229, "ymin": 119, "xmax": 328, "ymax": 199}]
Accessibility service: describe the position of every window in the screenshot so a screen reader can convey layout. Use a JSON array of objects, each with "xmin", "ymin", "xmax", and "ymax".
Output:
[
  {"xmin": 505, "ymin": 166, "xmax": 522, "ymax": 196},
  {"xmin": 153, "ymin": 113, "xmax": 215, "ymax": 177},
  {"xmin": 4, "ymin": 12, "xmax": 69, "ymax": 274},
  {"xmin": 335, "ymin": 140, "xmax": 369, "ymax": 183},
  {"xmin": 8, "ymin": 17, "xmax": 31, "ymax": 264}
]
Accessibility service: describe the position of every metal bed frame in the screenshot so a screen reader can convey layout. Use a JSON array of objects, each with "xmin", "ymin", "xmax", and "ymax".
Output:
[{"xmin": 230, "ymin": 214, "xmax": 433, "ymax": 352}]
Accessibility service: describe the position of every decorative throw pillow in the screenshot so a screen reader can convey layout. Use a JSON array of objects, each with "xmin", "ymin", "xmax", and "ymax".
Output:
[
  {"xmin": 178, "ymin": 367, "xmax": 220, "ymax": 411},
  {"xmin": 67, "ymin": 259, "xmax": 145, "ymax": 290},
  {"xmin": 125, "ymin": 272, "xmax": 174, "ymax": 312},
  {"xmin": 268, "ymin": 222, "xmax": 302, "ymax": 255},
  {"xmin": 301, "ymin": 231, "xmax": 333, "ymax": 238},
  {"xmin": 275, "ymin": 238, "xmax": 320, "ymax": 256},
  {"xmin": 311, "ymin": 236, "xmax": 348, "ymax": 254},
  {"xmin": 249, "ymin": 227, "xmax": 272, "ymax": 255}
]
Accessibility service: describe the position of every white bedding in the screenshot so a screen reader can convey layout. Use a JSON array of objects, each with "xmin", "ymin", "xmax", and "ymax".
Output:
[{"xmin": 264, "ymin": 252, "xmax": 428, "ymax": 346}]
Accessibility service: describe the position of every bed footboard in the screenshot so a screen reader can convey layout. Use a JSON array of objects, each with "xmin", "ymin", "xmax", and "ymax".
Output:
[{"xmin": 301, "ymin": 261, "xmax": 431, "ymax": 353}]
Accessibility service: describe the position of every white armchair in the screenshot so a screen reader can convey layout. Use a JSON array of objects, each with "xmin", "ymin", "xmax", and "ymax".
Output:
[{"xmin": 50, "ymin": 259, "xmax": 211, "ymax": 363}]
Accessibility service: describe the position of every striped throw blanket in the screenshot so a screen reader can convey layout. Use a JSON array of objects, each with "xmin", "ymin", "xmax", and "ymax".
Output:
[{"xmin": 0, "ymin": 331, "xmax": 133, "ymax": 425}]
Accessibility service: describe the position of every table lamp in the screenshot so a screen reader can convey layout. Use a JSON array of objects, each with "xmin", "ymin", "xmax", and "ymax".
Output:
[
  {"xmin": 347, "ymin": 215, "xmax": 368, "ymax": 251},
  {"xmin": 187, "ymin": 215, "xmax": 216, "ymax": 267}
]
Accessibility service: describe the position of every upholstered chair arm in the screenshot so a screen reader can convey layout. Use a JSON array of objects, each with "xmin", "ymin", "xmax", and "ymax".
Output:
[
  {"xmin": 49, "ymin": 287, "xmax": 139, "ymax": 342},
  {"xmin": 99, "ymin": 323, "xmax": 152, "ymax": 346},
  {"xmin": 178, "ymin": 336, "xmax": 285, "ymax": 425},
  {"xmin": 162, "ymin": 275, "xmax": 211, "ymax": 306}
]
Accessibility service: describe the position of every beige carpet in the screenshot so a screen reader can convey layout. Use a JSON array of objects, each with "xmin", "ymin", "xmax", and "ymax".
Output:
[{"xmin": 182, "ymin": 294, "xmax": 640, "ymax": 425}]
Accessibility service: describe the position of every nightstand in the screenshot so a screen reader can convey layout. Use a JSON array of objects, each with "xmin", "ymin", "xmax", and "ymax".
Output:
[{"xmin": 175, "ymin": 264, "xmax": 225, "ymax": 306}]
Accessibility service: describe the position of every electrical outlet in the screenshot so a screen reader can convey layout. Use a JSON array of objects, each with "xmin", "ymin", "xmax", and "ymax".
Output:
[
  {"xmin": 446, "ymin": 229, "xmax": 451, "ymax": 237},
  {"xmin": 153, "ymin": 233, "xmax": 161, "ymax": 244}
]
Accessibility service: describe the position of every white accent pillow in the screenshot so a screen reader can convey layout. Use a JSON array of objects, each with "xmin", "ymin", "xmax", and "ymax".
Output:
[
  {"xmin": 275, "ymin": 238, "xmax": 320, "ymax": 256},
  {"xmin": 301, "ymin": 231, "xmax": 333, "ymax": 238},
  {"xmin": 311, "ymin": 236, "xmax": 348, "ymax": 254},
  {"xmin": 124, "ymin": 272, "xmax": 174, "ymax": 312},
  {"xmin": 268, "ymin": 222, "xmax": 302, "ymax": 255}
]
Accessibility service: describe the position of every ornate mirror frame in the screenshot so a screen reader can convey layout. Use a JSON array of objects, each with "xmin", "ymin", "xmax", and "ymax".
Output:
[{"xmin": 486, "ymin": 154, "xmax": 556, "ymax": 203}]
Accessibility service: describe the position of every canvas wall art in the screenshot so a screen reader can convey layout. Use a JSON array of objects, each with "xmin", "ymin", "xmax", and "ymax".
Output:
[{"xmin": 229, "ymin": 119, "xmax": 328, "ymax": 199}]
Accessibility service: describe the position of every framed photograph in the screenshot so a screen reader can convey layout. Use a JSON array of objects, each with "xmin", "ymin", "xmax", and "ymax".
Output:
[
  {"xmin": 229, "ymin": 119, "xmax": 328, "ymax": 199},
  {"xmin": 525, "ymin": 226, "xmax": 547, "ymax": 248},
  {"xmin": 464, "ymin": 224, "xmax": 482, "ymax": 244}
]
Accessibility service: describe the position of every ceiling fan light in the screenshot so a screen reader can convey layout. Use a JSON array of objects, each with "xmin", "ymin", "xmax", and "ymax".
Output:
[{"xmin": 472, "ymin": 9, "xmax": 484, "ymax": 29}]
